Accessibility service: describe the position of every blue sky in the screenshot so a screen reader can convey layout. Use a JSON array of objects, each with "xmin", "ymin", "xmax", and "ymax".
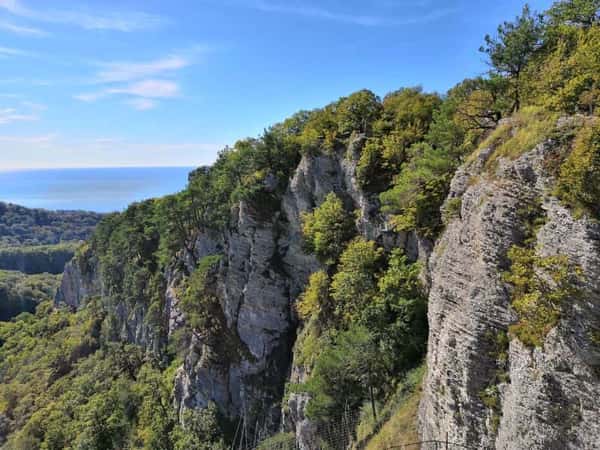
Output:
[{"xmin": 0, "ymin": 0, "xmax": 554, "ymax": 169}]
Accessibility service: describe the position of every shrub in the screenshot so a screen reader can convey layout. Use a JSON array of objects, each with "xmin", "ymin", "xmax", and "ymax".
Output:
[
  {"xmin": 443, "ymin": 197, "xmax": 463, "ymax": 223},
  {"xmin": 380, "ymin": 143, "xmax": 456, "ymax": 238},
  {"xmin": 555, "ymin": 119, "xmax": 600, "ymax": 218},
  {"xmin": 301, "ymin": 193, "xmax": 355, "ymax": 265},
  {"xmin": 256, "ymin": 433, "xmax": 296, "ymax": 450},
  {"xmin": 331, "ymin": 238, "xmax": 384, "ymax": 323},
  {"xmin": 296, "ymin": 271, "xmax": 331, "ymax": 322},
  {"xmin": 180, "ymin": 255, "xmax": 222, "ymax": 331},
  {"xmin": 481, "ymin": 106, "xmax": 559, "ymax": 170},
  {"xmin": 504, "ymin": 246, "xmax": 582, "ymax": 347}
]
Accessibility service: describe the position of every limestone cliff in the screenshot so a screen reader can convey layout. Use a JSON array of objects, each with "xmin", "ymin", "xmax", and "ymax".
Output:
[
  {"xmin": 56, "ymin": 121, "xmax": 600, "ymax": 449},
  {"xmin": 419, "ymin": 121, "xmax": 600, "ymax": 449},
  {"xmin": 56, "ymin": 135, "xmax": 422, "ymax": 439}
]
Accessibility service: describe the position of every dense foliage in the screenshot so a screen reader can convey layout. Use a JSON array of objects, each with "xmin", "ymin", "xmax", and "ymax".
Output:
[
  {"xmin": 0, "ymin": 203, "xmax": 102, "ymax": 247},
  {"xmin": 301, "ymin": 193, "xmax": 355, "ymax": 266},
  {"xmin": 556, "ymin": 118, "xmax": 600, "ymax": 217},
  {"xmin": 289, "ymin": 0, "xmax": 600, "ymax": 443},
  {"xmin": 292, "ymin": 238, "xmax": 427, "ymax": 426},
  {"xmin": 0, "ymin": 302, "xmax": 227, "ymax": 450},
  {"xmin": 0, "ymin": 271, "xmax": 60, "ymax": 321},
  {"xmin": 0, "ymin": 243, "xmax": 78, "ymax": 275},
  {"xmin": 504, "ymin": 247, "xmax": 582, "ymax": 347}
]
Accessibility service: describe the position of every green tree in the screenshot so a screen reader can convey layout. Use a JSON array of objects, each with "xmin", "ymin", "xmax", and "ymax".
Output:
[
  {"xmin": 297, "ymin": 105, "xmax": 339, "ymax": 154},
  {"xmin": 427, "ymin": 76, "xmax": 512, "ymax": 159},
  {"xmin": 547, "ymin": 0, "xmax": 600, "ymax": 28},
  {"xmin": 301, "ymin": 193, "xmax": 355, "ymax": 265},
  {"xmin": 305, "ymin": 326, "xmax": 388, "ymax": 422},
  {"xmin": 380, "ymin": 143, "xmax": 456, "ymax": 238},
  {"xmin": 356, "ymin": 139, "xmax": 387, "ymax": 191},
  {"xmin": 356, "ymin": 87, "xmax": 442, "ymax": 192},
  {"xmin": 180, "ymin": 255, "xmax": 223, "ymax": 332},
  {"xmin": 480, "ymin": 5, "xmax": 544, "ymax": 111},
  {"xmin": 336, "ymin": 90, "xmax": 382, "ymax": 136},
  {"xmin": 330, "ymin": 238, "xmax": 384, "ymax": 323},
  {"xmin": 363, "ymin": 250, "xmax": 428, "ymax": 373},
  {"xmin": 171, "ymin": 404, "xmax": 227, "ymax": 450},
  {"xmin": 296, "ymin": 271, "xmax": 331, "ymax": 322},
  {"xmin": 135, "ymin": 363, "xmax": 179, "ymax": 450},
  {"xmin": 374, "ymin": 87, "xmax": 441, "ymax": 140}
]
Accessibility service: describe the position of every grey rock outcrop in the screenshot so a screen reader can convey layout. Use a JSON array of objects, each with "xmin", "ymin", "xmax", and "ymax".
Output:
[
  {"xmin": 56, "ymin": 252, "xmax": 164, "ymax": 352},
  {"xmin": 174, "ymin": 200, "xmax": 300, "ymax": 429},
  {"xmin": 420, "ymin": 140, "xmax": 600, "ymax": 449},
  {"xmin": 55, "ymin": 254, "xmax": 101, "ymax": 309}
]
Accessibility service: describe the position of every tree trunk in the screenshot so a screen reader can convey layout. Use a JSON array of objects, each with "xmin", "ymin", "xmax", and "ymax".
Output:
[{"xmin": 369, "ymin": 385, "xmax": 377, "ymax": 421}]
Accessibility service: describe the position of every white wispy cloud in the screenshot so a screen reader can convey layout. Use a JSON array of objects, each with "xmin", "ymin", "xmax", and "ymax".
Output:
[
  {"xmin": 73, "ymin": 92, "xmax": 107, "ymax": 103},
  {"xmin": 0, "ymin": 45, "xmax": 31, "ymax": 57},
  {"xmin": 0, "ymin": 0, "xmax": 166, "ymax": 32},
  {"xmin": 76, "ymin": 80, "xmax": 180, "ymax": 109},
  {"xmin": 0, "ymin": 134, "xmax": 222, "ymax": 170},
  {"xmin": 0, "ymin": 100, "xmax": 46, "ymax": 124},
  {"xmin": 125, "ymin": 98, "xmax": 157, "ymax": 111},
  {"xmin": 248, "ymin": 0, "xmax": 457, "ymax": 26},
  {"xmin": 109, "ymin": 80, "xmax": 180, "ymax": 98},
  {"xmin": 96, "ymin": 55, "xmax": 191, "ymax": 83},
  {"xmin": 0, "ymin": 77, "xmax": 53, "ymax": 86},
  {"xmin": 20, "ymin": 100, "xmax": 46, "ymax": 111},
  {"xmin": 0, "ymin": 107, "xmax": 38, "ymax": 124},
  {"xmin": 0, "ymin": 19, "xmax": 47, "ymax": 36},
  {"xmin": 75, "ymin": 50, "xmax": 205, "ymax": 110},
  {"xmin": 0, "ymin": 133, "xmax": 56, "ymax": 144}
]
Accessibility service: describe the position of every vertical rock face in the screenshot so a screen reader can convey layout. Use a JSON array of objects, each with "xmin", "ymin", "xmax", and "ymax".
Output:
[
  {"xmin": 55, "ymin": 254, "xmax": 102, "ymax": 309},
  {"xmin": 420, "ymin": 142, "xmax": 600, "ymax": 449},
  {"xmin": 57, "ymin": 249, "xmax": 164, "ymax": 353},
  {"xmin": 173, "ymin": 201, "xmax": 302, "ymax": 430},
  {"xmin": 57, "ymin": 137, "xmax": 418, "ymax": 437},
  {"xmin": 56, "ymin": 127, "xmax": 600, "ymax": 448},
  {"xmin": 496, "ymin": 201, "xmax": 600, "ymax": 450}
]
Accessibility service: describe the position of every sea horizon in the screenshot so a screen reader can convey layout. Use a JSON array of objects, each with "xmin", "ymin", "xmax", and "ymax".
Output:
[{"xmin": 0, "ymin": 166, "xmax": 195, "ymax": 213}]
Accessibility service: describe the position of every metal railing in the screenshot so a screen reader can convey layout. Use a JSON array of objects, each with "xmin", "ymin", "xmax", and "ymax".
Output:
[{"xmin": 387, "ymin": 439, "xmax": 475, "ymax": 450}]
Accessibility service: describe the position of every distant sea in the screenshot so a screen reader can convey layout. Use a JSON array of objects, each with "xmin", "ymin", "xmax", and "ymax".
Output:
[{"xmin": 0, "ymin": 167, "xmax": 194, "ymax": 213}]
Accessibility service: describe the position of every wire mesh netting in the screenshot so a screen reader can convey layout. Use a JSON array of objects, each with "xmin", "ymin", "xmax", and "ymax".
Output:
[{"xmin": 241, "ymin": 408, "xmax": 475, "ymax": 450}]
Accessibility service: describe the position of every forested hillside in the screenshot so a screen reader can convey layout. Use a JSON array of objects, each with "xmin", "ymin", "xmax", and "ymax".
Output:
[
  {"xmin": 0, "ymin": 204, "xmax": 102, "ymax": 320},
  {"xmin": 0, "ymin": 271, "xmax": 61, "ymax": 321},
  {"xmin": 1, "ymin": 0, "xmax": 599, "ymax": 448},
  {"xmin": 0, "ymin": 202, "xmax": 102, "ymax": 247},
  {"xmin": 0, "ymin": 243, "xmax": 79, "ymax": 275}
]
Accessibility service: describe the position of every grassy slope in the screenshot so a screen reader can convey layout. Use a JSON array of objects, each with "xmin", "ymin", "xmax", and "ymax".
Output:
[
  {"xmin": 352, "ymin": 364, "xmax": 424, "ymax": 450},
  {"xmin": 364, "ymin": 389, "xmax": 421, "ymax": 449}
]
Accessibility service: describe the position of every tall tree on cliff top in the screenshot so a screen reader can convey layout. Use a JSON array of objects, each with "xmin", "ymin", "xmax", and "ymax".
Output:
[
  {"xmin": 548, "ymin": 0, "xmax": 600, "ymax": 28},
  {"xmin": 480, "ymin": 5, "xmax": 544, "ymax": 112}
]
